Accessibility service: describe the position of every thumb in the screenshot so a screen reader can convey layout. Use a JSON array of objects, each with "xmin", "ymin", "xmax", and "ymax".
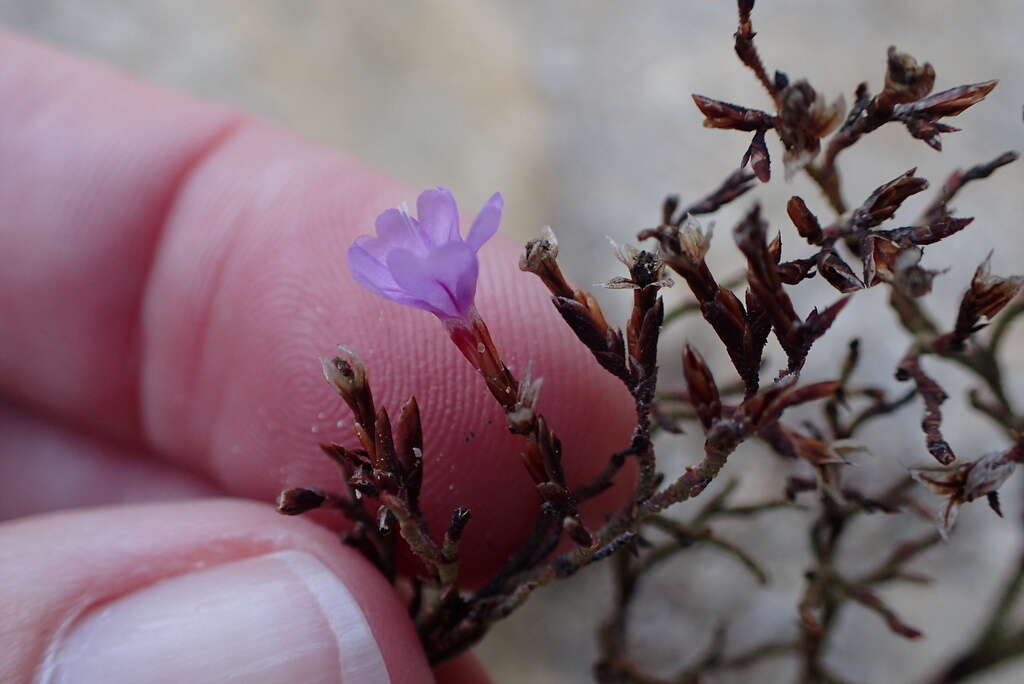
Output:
[{"xmin": 1, "ymin": 500, "xmax": 481, "ymax": 684}]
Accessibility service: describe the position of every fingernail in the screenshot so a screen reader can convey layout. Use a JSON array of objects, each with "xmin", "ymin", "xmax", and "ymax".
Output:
[{"xmin": 45, "ymin": 551, "xmax": 389, "ymax": 684}]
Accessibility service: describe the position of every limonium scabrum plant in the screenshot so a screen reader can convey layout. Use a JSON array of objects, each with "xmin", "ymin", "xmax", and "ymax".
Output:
[{"xmin": 277, "ymin": 2, "xmax": 1024, "ymax": 681}]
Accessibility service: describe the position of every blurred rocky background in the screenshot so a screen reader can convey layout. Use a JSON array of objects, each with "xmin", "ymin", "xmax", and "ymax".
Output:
[{"xmin": 3, "ymin": 1, "xmax": 1021, "ymax": 681}]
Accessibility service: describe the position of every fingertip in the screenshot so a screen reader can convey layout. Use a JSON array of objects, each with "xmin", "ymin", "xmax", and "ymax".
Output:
[{"xmin": 3, "ymin": 500, "xmax": 432, "ymax": 684}]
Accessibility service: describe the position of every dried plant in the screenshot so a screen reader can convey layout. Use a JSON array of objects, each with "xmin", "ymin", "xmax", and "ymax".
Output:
[{"xmin": 277, "ymin": 2, "xmax": 1024, "ymax": 681}]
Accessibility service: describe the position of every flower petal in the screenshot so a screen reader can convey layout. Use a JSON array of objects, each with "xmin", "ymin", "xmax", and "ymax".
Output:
[
  {"xmin": 416, "ymin": 187, "xmax": 460, "ymax": 246},
  {"xmin": 910, "ymin": 466, "xmax": 964, "ymax": 496},
  {"xmin": 349, "ymin": 188, "xmax": 492, "ymax": 321},
  {"xmin": 347, "ymin": 241, "xmax": 397, "ymax": 294},
  {"xmin": 348, "ymin": 242, "xmax": 435, "ymax": 312},
  {"xmin": 386, "ymin": 245, "xmax": 474, "ymax": 320},
  {"xmin": 423, "ymin": 241, "xmax": 479, "ymax": 319},
  {"xmin": 374, "ymin": 207, "xmax": 425, "ymax": 253},
  {"xmin": 450, "ymin": 243, "xmax": 479, "ymax": 317},
  {"xmin": 466, "ymin": 192, "xmax": 503, "ymax": 252},
  {"xmin": 939, "ymin": 500, "xmax": 960, "ymax": 540}
]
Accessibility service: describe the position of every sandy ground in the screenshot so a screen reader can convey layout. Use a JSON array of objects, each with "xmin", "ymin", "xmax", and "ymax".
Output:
[{"xmin": 3, "ymin": 2, "xmax": 1022, "ymax": 681}]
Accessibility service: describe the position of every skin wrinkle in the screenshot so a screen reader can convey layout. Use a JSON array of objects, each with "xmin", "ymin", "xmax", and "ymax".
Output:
[
  {"xmin": 35, "ymin": 596, "xmax": 94, "ymax": 684},
  {"xmin": 126, "ymin": 114, "xmax": 249, "ymax": 452},
  {"xmin": 143, "ymin": 124, "xmax": 343, "ymax": 469},
  {"xmin": 137, "ymin": 117, "xmax": 256, "ymax": 464},
  {"xmin": 0, "ymin": 399, "xmax": 217, "ymax": 521},
  {"xmin": 132, "ymin": 114, "xmax": 247, "ymax": 458},
  {"xmin": 0, "ymin": 31, "xmax": 241, "ymax": 445}
]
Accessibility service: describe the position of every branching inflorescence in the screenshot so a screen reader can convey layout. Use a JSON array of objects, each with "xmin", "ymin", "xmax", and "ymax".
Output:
[{"xmin": 277, "ymin": 2, "xmax": 1024, "ymax": 681}]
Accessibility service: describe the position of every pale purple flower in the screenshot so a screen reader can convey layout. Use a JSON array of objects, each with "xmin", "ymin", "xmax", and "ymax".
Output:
[{"xmin": 348, "ymin": 187, "xmax": 502, "ymax": 324}]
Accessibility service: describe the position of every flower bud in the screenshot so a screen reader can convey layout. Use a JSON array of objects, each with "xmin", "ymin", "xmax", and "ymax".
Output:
[
  {"xmin": 276, "ymin": 488, "xmax": 327, "ymax": 515},
  {"xmin": 682, "ymin": 343, "xmax": 721, "ymax": 430},
  {"xmin": 520, "ymin": 227, "xmax": 574, "ymax": 298},
  {"xmin": 321, "ymin": 346, "xmax": 367, "ymax": 399},
  {"xmin": 879, "ymin": 46, "xmax": 935, "ymax": 109}
]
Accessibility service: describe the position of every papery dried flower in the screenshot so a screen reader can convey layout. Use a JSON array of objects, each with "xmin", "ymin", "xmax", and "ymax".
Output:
[
  {"xmin": 878, "ymin": 47, "xmax": 936, "ymax": 110},
  {"xmin": 522, "ymin": 227, "xmax": 629, "ymax": 383},
  {"xmin": 520, "ymin": 225, "xmax": 559, "ymax": 268},
  {"xmin": 520, "ymin": 226, "xmax": 574, "ymax": 298},
  {"xmin": 348, "ymin": 187, "xmax": 502, "ymax": 325},
  {"xmin": 677, "ymin": 218, "xmax": 715, "ymax": 263},
  {"xmin": 775, "ymin": 80, "xmax": 845, "ymax": 176},
  {"xmin": 861, "ymin": 233, "xmax": 948, "ymax": 298},
  {"xmin": 892, "ymin": 248, "xmax": 945, "ymax": 298},
  {"xmin": 639, "ymin": 218, "xmax": 716, "ymax": 298},
  {"xmin": 804, "ymin": 89, "xmax": 846, "ymax": 139},
  {"xmin": 604, "ymin": 243, "xmax": 672, "ymax": 291},
  {"xmin": 782, "ymin": 428, "xmax": 867, "ymax": 502},
  {"xmin": 642, "ymin": 216, "xmax": 772, "ymax": 393},
  {"xmin": 861, "ymin": 235, "xmax": 900, "ymax": 287},
  {"xmin": 911, "ymin": 450, "xmax": 1017, "ymax": 538}
]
